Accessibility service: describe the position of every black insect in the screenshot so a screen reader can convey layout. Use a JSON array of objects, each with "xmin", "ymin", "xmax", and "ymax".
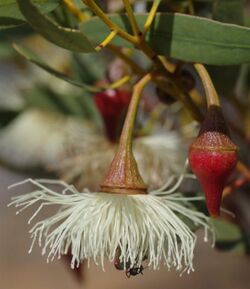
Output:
[
  {"xmin": 125, "ymin": 265, "xmax": 144, "ymax": 278},
  {"xmin": 114, "ymin": 247, "xmax": 147, "ymax": 277}
]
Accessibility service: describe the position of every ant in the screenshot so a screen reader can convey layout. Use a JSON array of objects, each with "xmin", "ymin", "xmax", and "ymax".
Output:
[
  {"xmin": 114, "ymin": 247, "xmax": 147, "ymax": 278},
  {"xmin": 125, "ymin": 265, "xmax": 145, "ymax": 278}
]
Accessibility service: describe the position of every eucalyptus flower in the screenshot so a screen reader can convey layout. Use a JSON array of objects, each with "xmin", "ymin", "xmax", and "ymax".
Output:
[
  {"xmin": 9, "ymin": 167, "xmax": 213, "ymax": 274},
  {"xmin": 8, "ymin": 74, "xmax": 213, "ymax": 276}
]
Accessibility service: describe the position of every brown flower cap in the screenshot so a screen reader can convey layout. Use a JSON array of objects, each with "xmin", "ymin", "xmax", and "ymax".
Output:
[{"xmin": 100, "ymin": 146, "xmax": 147, "ymax": 195}]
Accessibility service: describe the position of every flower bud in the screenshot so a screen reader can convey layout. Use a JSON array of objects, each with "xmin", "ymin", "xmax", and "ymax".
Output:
[
  {"xmin": 189, "ymin": 106, "xmax": 238, "ymax": 217},
  {"xmin": 94, "ymin": 89, "xmax": 131, "ymax": 142}
]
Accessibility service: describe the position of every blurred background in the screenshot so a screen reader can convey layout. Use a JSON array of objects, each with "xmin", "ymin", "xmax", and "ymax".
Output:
[{"xmin": 0, "ymin": 0, "xmax": 250, "ymax": 288}]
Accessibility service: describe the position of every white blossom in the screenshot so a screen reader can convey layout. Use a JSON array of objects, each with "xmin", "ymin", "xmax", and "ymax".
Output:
[{"xmin": 9, "ymin": 173, "xmax": 213, "ymax": 275}]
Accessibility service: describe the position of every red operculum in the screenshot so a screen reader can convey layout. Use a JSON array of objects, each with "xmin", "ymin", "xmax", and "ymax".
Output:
[
  {"xmin": 189, "ymin": 144, "xmax": 238, "ymax": 216},
  {"xmin": 189, "ymin": 105, "xmax": 238, "ymax": 217}
]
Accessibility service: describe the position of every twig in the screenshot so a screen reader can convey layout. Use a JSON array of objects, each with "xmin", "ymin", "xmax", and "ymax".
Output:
[
  {"xmin": 120, "ymin": 73, "xmax": 153, "ymax": 148},
  {"xmin": 194, "ymin": 63, "xmax": 220, "ymax": 107},
  {"xmin": 82, "ymin": 0, "xmax": 137, "ymax": 44},
  {"xmin": 63, "ymin": 0, "xmax": 89, "ymax": 22},
  {"xmin": 84, "ymin": 0, "xmax": 203, "ymax": 121},
  {"xmin": 123, "ymin": 0, "xmax": 141, "ymax": 36},
  {"xmin": 143, "ymin": 0, "xmax": 161, "ymax": 35},
  {"xmin": 95, "ymin": 30, "xmax": 118, "ymax": 51}
]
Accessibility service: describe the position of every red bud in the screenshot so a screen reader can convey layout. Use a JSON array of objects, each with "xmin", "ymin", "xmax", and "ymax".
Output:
[
  {"xmin": 94, "ymin": 89, "xmax": 131, "ymax": 142},
  {"xmin": 188, "ymin": 106, "xmax": 238, "ymax": 216}
]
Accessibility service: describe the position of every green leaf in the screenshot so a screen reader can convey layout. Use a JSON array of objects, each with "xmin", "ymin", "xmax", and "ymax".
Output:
[
  {"xmin": 25, "ymin": 86, "xmax": 86, "ymax": 117},
  {"xmin": 208, "ymin": 1, "xmax": 244, "ymax": 97},
  {"xmin": 71, "ymin": 53, "xmax": 107, "ymax": 85},
  {"xmin": 25, "ymin": 84, "xmax": 101, "ymax": 124},
  {"xmin": 13, "ymin": 44, "xmax": 98, "ymax": 91},
  {"xmin": 16, "ymin": 0, "xmax": 95, "ymax": 52},
  {"xmin": 14, "ymin": 45, "xmax": 101, "ymax": 127},
  {"xmin": 212, "ymin": 219, "xmax": 250, "ymax": 254},
  {"xmin": 0, "ymin": 0, "xmax": 60, "ymax": 29},
  {"xmin": 0, "ymin": 0, "xmax": 60, "ymax": 20},
  {"xmin": 80, "ymin": 13, "xmax": 250, "ymax": 65},
  {"xmin": 212, "ymin": 219, "xmax": 242, "ymax": 241},
  {"xmin": 210, "ymin": 0, "xmax": 244, "ymax": 96},
  {"xmin": 215, "ymin": 239, "xmax": 246, "ymax": 254}
]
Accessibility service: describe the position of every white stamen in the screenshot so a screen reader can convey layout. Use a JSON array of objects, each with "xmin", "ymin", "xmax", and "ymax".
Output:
[{"xmin": 9, "ymin": 177, "xmax": 213, "ymax": 274}]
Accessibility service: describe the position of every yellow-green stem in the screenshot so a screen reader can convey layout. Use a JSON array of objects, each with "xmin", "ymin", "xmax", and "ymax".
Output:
[
  {"xmin": 123, "ymin": 0, "xmax": 141, "ymax": 36},
  {"xmin": 82, "ymin": 0, "xmax": 137, "ymax": 44},
  {"xmin": 120, "ymin": 73, "xmax": 153, "ymax": 149},
  {"xmin": 108, "ymin": 75, "xmax": 131, "ymax": 89},
  {"xmin": 121, "ymin": 0, "xmax": 171, "ymax": 80},
  {"xmin": 63, "ymin": 0, "xmax": 89, "ymax": 21},
  {"xmin": 84, "ymin": 0, "xmax": 203, "ymax": 121},
  {"xmin": 143, "ymin": 0, "xmax": 161, "ymax": 35},
  {"xmin": 194, "ymin": 63, "xmax": 220, "ymax": 107},
  {"xmin": 95, "ymin": 30, "xmax": 118, "ymax": 51}
]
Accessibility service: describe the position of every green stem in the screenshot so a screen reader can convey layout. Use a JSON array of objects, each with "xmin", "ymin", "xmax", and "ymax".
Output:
[
  {"xmin": 119, "ymin": 73, "xmax": 153, "ymax": 150},
  {"xmin": 194, "ymin": 63, "xmax": 220, "ymax": 107},
  {"xmin": 84, "ymin": 0, "xmax": 203, "ymax": 121},
  {"xmin": 82, "ymin": 0, "xmax": 137, "ymax": 44},
  {"xmin": 123, "ymin": 0, "xmax": 141, "ymax": 36},
  {"xmin": 63, "ymin": 0, "xmax": 89, "ymax": 21},
  {"xmin": 143, "ymin": 0, "xmax": 161, "ymax": 35}
]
